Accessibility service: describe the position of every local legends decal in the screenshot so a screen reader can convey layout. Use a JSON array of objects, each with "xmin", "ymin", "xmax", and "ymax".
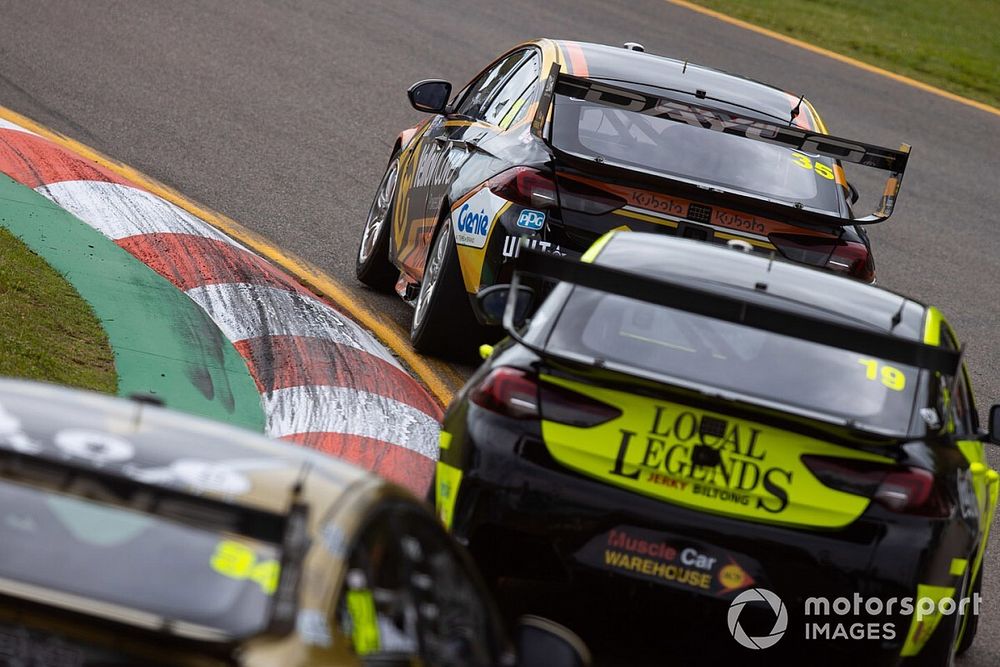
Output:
[
  {"xmin": 574, "ymin": 525, "xmax": 762, "ymax": 596},
  {"xmin": 453, "ymin": 188, "xmax": 498, "ymax": 249},
  {"xmin": 608, "ymin": 405, "xmax": 793, "ymax": 514}
]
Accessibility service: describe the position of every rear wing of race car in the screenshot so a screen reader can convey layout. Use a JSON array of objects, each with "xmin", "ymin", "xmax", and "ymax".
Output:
[
  {"xmin": 532, "ymin": 64, "xmax": 910, "ymax": 228},
  {"xmin": 0, "ymin": 446, "xmax": 308, "ymax": 638},
  {"xmin": 510, "ymin": 247, "xmax": 960, "ymax": 378}
]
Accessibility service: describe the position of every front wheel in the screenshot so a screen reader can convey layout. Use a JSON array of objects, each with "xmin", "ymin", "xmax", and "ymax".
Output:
[
  {"xmin": 410, "ymin": 218, "xmax": 483, "ymax": 360},
  {"xmin": 356, "ymin": 154, "xmax": 400, "ymax": 291}
]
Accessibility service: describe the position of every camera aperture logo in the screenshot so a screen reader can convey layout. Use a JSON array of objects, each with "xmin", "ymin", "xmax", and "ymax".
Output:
[{"xmin": 727, "ymin": 588, "xmax": 788, "ymax": 649}]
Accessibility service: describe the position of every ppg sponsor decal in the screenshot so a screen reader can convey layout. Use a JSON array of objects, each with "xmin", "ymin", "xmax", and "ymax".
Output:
[
  {"xmin": 453, "ymin": 189, "xmax": 498, "ymax": 249},
  {"xmin": 516, "ymin": 208, "xmax": 545, "ymax": 230}
]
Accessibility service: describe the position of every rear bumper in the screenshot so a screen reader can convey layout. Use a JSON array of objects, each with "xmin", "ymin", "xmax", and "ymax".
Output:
[{"xmin": 444, "ymin": 409, "xmax": 970, "ymax": 666}]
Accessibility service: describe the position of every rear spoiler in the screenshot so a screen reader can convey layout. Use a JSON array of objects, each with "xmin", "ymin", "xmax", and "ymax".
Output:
[
  {"xmin": 513, "ymin": 247, "xmax": 960, "ymax": 377},
  {"xmin": 0, "ymin": 446, "xmax": 308, "ymax": 638},
  {"xmin": 533, "ymin": 65, "xmax": 910, "ymax": 227}
]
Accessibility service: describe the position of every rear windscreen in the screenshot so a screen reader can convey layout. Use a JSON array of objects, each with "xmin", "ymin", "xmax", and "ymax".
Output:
[
  {"xmin": 0, "ymin": 481, "xmax": 279, "ymax": 638},
  {"xmin": 552, "ymin": 94, "xmax": 843, "ymax": 213},
  {"xmin": 545, "ymin": 286, "xmax": 918, "ymax": 433}
]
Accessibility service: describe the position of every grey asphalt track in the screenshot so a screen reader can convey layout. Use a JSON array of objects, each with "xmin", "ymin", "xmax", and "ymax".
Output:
[{"xmin": 1, "ymin": 0, "xmax": 998, "ymax": 662}]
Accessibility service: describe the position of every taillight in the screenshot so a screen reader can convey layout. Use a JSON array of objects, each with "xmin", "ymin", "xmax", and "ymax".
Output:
[
  {"xmin": 769, "ymin": 233, "xmax": 875, "ymax": 283},
  {"xmin": 557, "ymin": 177, "xmax": 627, "ymax": 215},
  {"xmin": 802, "ymin": 455, "xmax": 947, "ymax": 517},
  {"xmin": 489, "ymin": 167, "xmax": 559, "ymax": 209},
  {"xmin": 469, "ymin": 367, "xmax": 621, "ymax": 427}
]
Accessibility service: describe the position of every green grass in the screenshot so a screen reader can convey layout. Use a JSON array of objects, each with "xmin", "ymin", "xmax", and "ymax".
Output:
[
  {"xmin": 0, "ymin": 227, "xmax": 116, "ymax": 393},
  {"xmin": 691, "ymin": 0, "xmax": 1000, "ymax": 108}
]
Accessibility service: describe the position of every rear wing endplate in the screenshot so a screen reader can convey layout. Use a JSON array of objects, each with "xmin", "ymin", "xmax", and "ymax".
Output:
[
  {"xmin": 514, "ymin": 247, "xmax": 960, "ymax": 376},
  {"xmin": 533, "ymin": 67, "xmax": 910, "ymax": 226}
]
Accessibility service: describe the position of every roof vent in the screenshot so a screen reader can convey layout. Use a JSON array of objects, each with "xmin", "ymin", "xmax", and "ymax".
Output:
[{"xmin": 622, "ymin": 42, "xmax": 645, "ymax": 52}]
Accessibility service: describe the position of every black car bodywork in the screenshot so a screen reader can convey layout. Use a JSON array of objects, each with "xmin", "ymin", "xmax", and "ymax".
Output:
[
  {"xmin": 434, "ymin": 232, "xmax": 999, "ymax": 666},
  {"xmin": 356, "ymin": 40, "xmax": 910, "ymax": 358}
]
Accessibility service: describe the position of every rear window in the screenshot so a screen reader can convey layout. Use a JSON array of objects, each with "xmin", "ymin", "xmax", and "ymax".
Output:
[
  {"xmin": 544, "ymin": 286, "xmax": 918, "ymax": 433},
  {"xmin": 553, "ymin": 95, "xmax": 842, "ymax": 213},
  {"xmin": 0, "ymin": 481, "xmax": 279, "ymax": 638}
]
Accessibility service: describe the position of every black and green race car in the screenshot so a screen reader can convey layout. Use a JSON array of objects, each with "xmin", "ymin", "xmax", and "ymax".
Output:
[{"xmin": 432, "ymin": 231, "xmax": 999, "ymax": 666}]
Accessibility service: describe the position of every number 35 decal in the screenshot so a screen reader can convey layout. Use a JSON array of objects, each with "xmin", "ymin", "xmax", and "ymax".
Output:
[
  {"xmin": 791, "ymin": 152, "xmax": 835, "ymax": 180},
  {"xmin": 858, "ymin": 358, "xmax": 906, "ymax": 391}
]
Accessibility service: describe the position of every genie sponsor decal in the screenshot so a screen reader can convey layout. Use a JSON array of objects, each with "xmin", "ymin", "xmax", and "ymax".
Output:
[
  {"xmin": 453, "ymin": 188, "xmax": 497, "ymax": 249},
  {"xmin": 574, "ymin": 524, "xmax": 762, "ymax": 597}
]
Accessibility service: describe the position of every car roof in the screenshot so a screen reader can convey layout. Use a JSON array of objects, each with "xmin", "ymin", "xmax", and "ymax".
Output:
[
  {"xmin": 594, "ymin": 232, "xmax": 929, "ymax": 341},
  {"xmin": 0, "ymin": 378, "xmax": 372, "ymax": 515},
  {"xmin": 557, "ymin": 41, "xmax": 806, "ymax": 124}
]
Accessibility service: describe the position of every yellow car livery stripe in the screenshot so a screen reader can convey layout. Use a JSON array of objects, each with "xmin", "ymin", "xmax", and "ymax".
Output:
[
  {"xmin": 581, "ymin": 230, "xmax": 616, "ymax": 263},
  {"xmin": 539, "ymin": 375, "xmax": 893, "ymax": 528},
  {"xmin": 922, "ymin": 306, "xmax": 943, "ymax": 346},
  {"xmin": 435, "ymin": 461, "xmax": 464, "ymax": 529},
  {"xmin": 899, "ymin": 584, "xmax": 956, "ymax": 657}
]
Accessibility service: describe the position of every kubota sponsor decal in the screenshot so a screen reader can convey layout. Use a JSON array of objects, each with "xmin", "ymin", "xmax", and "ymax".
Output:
[{"xmin": 539, "ymin": 376, "xmax": 893, "ymax": 528}]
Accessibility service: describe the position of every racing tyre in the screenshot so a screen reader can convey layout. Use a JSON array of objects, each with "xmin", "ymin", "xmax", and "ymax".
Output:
[
  {"xmin": 955, "ymin": 562, "xmax": 982, "ymax": 655},
  {"xmin": 356, "ymin": 153, "xmax": 400, "ymax": 291},
  {"xmin": 410, "ymin": 217, "xmax": 483, "ymax": 360}
]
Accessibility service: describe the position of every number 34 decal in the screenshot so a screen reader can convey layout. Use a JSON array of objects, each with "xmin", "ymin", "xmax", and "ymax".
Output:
[
  {"xmin": 791, "ymin": 152, "xmax": 835, "ymax": 180},
  {"xmin": 858, "ymin": 358, "xmax": 906, "ymax": 391}
]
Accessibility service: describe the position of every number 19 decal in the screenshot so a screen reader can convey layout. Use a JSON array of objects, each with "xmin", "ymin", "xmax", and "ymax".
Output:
[{"xmin": 858, "ymin": 358, "xmax": 906, "ymax": 391}]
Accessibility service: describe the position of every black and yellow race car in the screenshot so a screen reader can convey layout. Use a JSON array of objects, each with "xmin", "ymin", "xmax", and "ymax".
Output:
[
  {"xmin": 355, "ymin": 39, "xmax": 910, "ymax": 358},
  {"xmin": 433, "ymin": 231, "xmax": 999, "ymax": 666},
  {"xmin": 0, "ymin": 379, "xmax": 590, "ymax": 667}
]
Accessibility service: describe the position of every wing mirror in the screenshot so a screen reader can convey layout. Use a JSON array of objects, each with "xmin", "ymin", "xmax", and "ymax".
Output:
[
  {"xmin": 987, "ymin": 405, "xmax": 1000, "ymax": 445},
  {"xmin": 407, "ymin": 80, "xmax": 452, "ymax": 114},
  {"xmin": 514, "ymin": 616, "xmax": 591, "ymax": 667},
  {"xmin": 474, "ymin": 284, "xmax": 536, "ymax": 328}
]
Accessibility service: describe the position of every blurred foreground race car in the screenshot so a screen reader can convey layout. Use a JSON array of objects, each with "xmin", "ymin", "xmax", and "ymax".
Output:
[
  {"xmin": 433, "ymin": 231, "xmax": 999, "ymax": 666},
  {"xmin": 355, "ymin": 39, "xmax": 910, "ymax": 358},
  {"xmin": 0, "ymin": 379, "xmax": 589, "ymax": 667}
]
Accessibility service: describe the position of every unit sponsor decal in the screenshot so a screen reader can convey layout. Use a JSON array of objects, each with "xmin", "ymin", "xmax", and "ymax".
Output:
[
  {"xmin": 575, "ymin": 524, "xmax": 762, "ymax": 597},
  {"xmin": 502, "ymin": 235, "xmax": 567, "ymax": 259},
  {"xmin": 453, "ymin": 188, "xmax": 500, "ymax": 249},
  {"xmin": 516, "ymin": 208, "xmax": 546, "ymax": 230}
]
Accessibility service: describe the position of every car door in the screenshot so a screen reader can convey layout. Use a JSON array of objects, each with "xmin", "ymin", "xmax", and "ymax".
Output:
[
  {"xmin": 393, "ymin": 49, "xmax": 535, "ymax": 281},
  {"xmin": 331, "ymin": 498, "xmax": 510, "ymax": 667}
]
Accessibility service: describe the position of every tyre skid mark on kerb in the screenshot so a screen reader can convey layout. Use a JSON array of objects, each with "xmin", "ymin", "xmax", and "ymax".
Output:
[
  {"xmin": 117, "ymin": 232, "xmax": 317, "ymax": 295},
  {"xmin": 261, "ymin": 386, "xmax": 440, "ymax": 460},
  {"xmin": 186, "ymin": 283, "xmax": 402, "ymax": 369},
  {"xmin": 285, "ymin": 432, "xmax": 434, "ymax": 496},
  {"xmin": 0, "ymin": 121, "xmax": 439, "ymax": 493},
  {"xmin": 39, "ymin": 180, "xmax": 243, "ymax": 247},
  {"xmin": 233, "ymin": 335, "xmax": 442, "ymax": 420}
]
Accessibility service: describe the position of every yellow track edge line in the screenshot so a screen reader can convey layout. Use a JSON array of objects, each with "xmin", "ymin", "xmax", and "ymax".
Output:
[
  {"xmin": 664, "ymin": 0, "xmax": 1000, "ymax": 119},
  {"xmin": 0, "ymin": 103, "xmax": 457, "ymax": 406}
]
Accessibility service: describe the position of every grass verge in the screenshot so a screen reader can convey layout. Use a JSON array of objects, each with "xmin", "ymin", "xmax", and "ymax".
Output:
[
  {"xmin": 0, "ymin": 226, "xmax": 116, "ymax": 393},
  {"xmin": 689, "ymin": 0, "xmax": 1000, "ymax": 109}
]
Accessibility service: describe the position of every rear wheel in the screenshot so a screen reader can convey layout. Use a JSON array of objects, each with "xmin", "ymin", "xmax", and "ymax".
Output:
[
  {"xmin": 356, "ymin": 154, "xmax": 400, "ymax": 291},
  {"xmin": 410, "ymin": 218, "xmax": 482, "ymax": 360}
]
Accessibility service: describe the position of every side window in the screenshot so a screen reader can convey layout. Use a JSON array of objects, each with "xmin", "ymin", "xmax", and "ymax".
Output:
[
  {"xmin": 482, "ymin": 54, "xmax": 540, "ymax": 129},
  {"xmin": 334, "ymin": 501, "xmax": 504, "ymax": 667},
  {"xmin": 942, "ymin": 325, "xmax": 975, "ymax": 434},
  {"xmin": 454, "ymin": 50, "xmax": 531, "ymax": 119}
]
